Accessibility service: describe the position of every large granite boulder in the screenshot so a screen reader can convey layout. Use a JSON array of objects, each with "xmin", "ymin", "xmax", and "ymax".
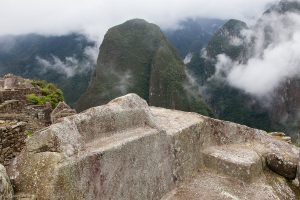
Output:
[
  {"xmin": 0, "ymin": 164, "xmax": 13, "ymax": 200},
  {"xmin": 7, "ymin": 94, "xmax": 300, "ymax": 199},
  {"xmin": 9, "ymin": 94, "xmax": 170, "ymax": 200}
]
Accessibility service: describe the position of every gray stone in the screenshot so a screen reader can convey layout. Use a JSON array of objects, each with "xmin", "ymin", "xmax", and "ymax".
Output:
[
  {"xmin": 0, "ymin": 164, "xmax": 13, "ymax": 200},
  {"xmin": 266, "ymin": 153, "xmax": 297, "ymax": 180},
  {"xmin": 203, "ymin": 145, "xmax": 263, "ymax": 182}
]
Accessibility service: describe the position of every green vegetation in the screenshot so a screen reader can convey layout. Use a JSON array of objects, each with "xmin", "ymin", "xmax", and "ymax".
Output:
[
  {"xmin": 164, "ymin": 18, "xmax": 225, "ymax": 58},
  {"xmin": 186, "ymin": 19, "xmax": 273, "ymax": 131},
  {"xmin": 26, "ymin": 130, "xmax": 33, "ymax": 137},
  {"xmin": 205, "ymin": 19, "xmax": 248, "ymax": 59},
  {"xmin": 206, "ymin": 80, "xmax": 272, "ymax": 130},
  {"xmin": 26, "ymin": 80, "xmax": 64, "ymax": 108}
]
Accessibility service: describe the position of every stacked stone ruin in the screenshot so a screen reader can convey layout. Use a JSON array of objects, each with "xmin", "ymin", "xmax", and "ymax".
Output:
[
  {"xmin": 0, "ymin": 121, "xmax": 27, "ymax": 166},
  {"xmin": 0, "ymin": 75, "xmax": 50, "ymax": 168},
  {"xmin": 0, "ymin": 74, "xmax": 78, "ymax": 171},
  {"xmin": 5, "ymin": 94, "xmax": 299, "ymax": 200}
]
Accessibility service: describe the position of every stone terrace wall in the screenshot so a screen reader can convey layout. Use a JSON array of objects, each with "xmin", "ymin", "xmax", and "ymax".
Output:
[
  {"xmin": 0, "ymin": 88, "xmax": 42, "ymax": 104},
  {"xmin": 0, "ymin": 100, "xmax": 23, "ymax": 113},
  {"xmin": 0, "ymin": 122, "xmax": 27, "ymax": 166}
]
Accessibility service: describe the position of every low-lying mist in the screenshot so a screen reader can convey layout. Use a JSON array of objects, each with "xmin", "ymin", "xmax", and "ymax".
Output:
[{"xmin": 215, "ymin": 10, "xmax": 300, "ymax": 99}]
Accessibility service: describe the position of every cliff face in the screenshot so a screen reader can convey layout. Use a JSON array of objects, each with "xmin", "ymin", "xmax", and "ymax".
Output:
[
  {"xmin": 76, "ymin": 19, "xmax": 212, "ymax": 116},
  {"xmin": 187, "ymin": 19, "xmax": 272, "ymax": 131}
]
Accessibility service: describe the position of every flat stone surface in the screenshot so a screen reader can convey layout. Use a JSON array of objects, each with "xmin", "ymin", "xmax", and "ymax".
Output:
[
  {"xmin": 203, "ymin": 145, "xmax": 263, "ymax": 182},
  {"xmin": 161, "ymin": 169, "xmax": 299, "ymax": 200},
  {"xmin": 150, "ymin": 107, "xmax": 204, "ymax": 136},
  {"xmin": 83, "ymin": 126, "xmax": 159, "ymax": 154}
]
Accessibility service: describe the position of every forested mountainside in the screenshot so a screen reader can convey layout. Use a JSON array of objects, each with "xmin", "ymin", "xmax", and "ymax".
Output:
[
  {"xmin": 0, "ymin": 33, "xmax": 95, "ymax": 106},
  {"xmin": 185, "ymin": 0, "xmax": 300, "ymax": 139},
  {"xmin": 164, "ymin": 18, "xmax": 225, "ymax": 58},
  {"xmin": 76, "ymin": 19, "xmax": 212, "ymax": 116}
]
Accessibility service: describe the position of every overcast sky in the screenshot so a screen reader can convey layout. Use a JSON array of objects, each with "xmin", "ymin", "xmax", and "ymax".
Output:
[{"xmin": 0, "ymin": 0, "xmax": 277, "ymax": 42}]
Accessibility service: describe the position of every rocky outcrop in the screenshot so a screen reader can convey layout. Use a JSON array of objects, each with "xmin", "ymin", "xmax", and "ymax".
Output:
[
  {"xmin": 269, "ymin": 132, "xmax": 292, "ymax": 144},
  {"xmin": 0, "ymin": 164, "xmax": 13, "ymax": 200},
  {"xmin": 50, "ymin": 102, "xmax": 76, "ymax": 124},
  {"xmin": 266, "ymin": 153, "xmax": 297, "ymax": 180},
  {"xmin": 8, "ymin": 94, "xmax": 300, "ymax": 200}
]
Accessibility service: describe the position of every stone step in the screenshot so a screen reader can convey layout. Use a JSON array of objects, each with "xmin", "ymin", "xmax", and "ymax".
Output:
[
  {"xmin": 202, "ymin": 145, "xmax": 263, "ymax": 182},
  {"xmin": 161, "ymin": 169, "xmax": 294, "ymax": 200},
  {"xmin": 83, "ymin": 126, "xmax": 159, "ymax": 154}
]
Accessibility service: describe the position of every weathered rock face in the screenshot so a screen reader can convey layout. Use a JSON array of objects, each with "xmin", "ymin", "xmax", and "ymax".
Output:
[
  {"xmin": 8, "ymin": 94, "xmax": 300, "ymax": 200},
  {"xmin": 9, "ymin": 94, "xmax": 169, "ymax": 200},
  {"xmin": 203, "ymin": 145, "xmax": 263, "ymax": 182},
  {"xmin": 266, "ymin": 153, "xmax": 297, "ymax": 180},
  {"xmin": 0, "ymin": 164, "xmax": 13, "ymax": 200}
]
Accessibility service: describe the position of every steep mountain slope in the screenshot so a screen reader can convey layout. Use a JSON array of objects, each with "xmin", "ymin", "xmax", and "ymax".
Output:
[
  {"xmin": 188, "ymin": 19, "xmax": 249, "ymax": 84},
  {"xmin": 187, "ymin": 19, "xmax": 272, "ymax": 131},
  {"xmin": 0, "ymin": 34, "xmax": 95, "ymax": 106},
  {"xmin": 164, "ymin": 18, "xmax": 225, "ymax": 58},
  {"xmin": 205, "ymin": 19, "xmax": 248, "ymax": 60},
  {"xmin": 76, "ymin": 19, "xmax": 212, "ymax": 116},
  {"xmin": 187, "ymin": 0, "xmax": 300, "ymax": 138},
  {"xmin": 260, "ymin": 0, "xmax": 300, "ymax": 136},
  {"xmin": 264, "ymin": 0, "xmax": 300, "ymax": 14}
]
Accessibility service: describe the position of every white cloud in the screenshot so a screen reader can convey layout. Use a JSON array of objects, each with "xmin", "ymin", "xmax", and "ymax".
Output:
[
  {"xmin": 215, "ymin": 11, "xmax": 300, "ymax": 97},
  {"xmin": 183, "ymin": 53, "xmax": 193, "ymax": 64},
  {"xmin": 36, "ymin": 44, "xmax": 97, "ymax": 77},
  {"xmin": 0, "ymin": 0, "xmax": 277, "ymax": 42},
  {"xmin": 229, "ymin": 36, "xmax": 243, "ymax": 46},
  {"xmin": 36, "ymin": 55, "xmax": 79, "ymax": 77}
]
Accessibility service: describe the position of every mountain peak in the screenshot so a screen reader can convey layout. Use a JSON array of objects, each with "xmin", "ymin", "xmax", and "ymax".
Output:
[
  {"xmin": 264, "ymin": 0, "xmax": 300, "ymax": 14},
  {"xmin": 123, "ymin": 18, "xmax": 149, "ymax": 25},
  {"xmin": 76, "ymin": 20, "xmax": 212, "ymax": 116}
]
